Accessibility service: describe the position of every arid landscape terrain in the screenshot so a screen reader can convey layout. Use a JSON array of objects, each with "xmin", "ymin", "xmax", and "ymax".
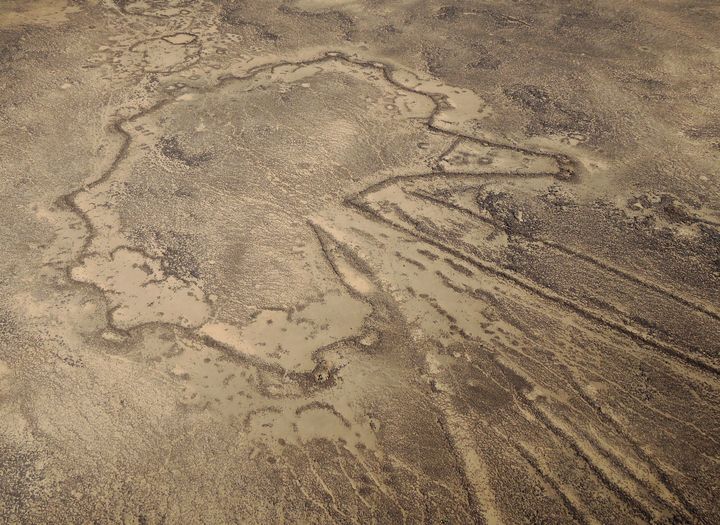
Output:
[{"xmin": 1, "ymin": 0, "xmax": 720, "ymax": 523}]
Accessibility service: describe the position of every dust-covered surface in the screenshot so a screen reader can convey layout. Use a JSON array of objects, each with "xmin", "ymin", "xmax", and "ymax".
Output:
[{"xmin": 1, "ymin": 0, "xmax": 719, "ymax": 523}]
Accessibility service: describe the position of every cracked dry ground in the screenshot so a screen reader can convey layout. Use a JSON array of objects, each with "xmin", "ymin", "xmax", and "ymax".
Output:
[{"xmin": 1, "ymin": 1, "xmax": 720, "ymax": 524}]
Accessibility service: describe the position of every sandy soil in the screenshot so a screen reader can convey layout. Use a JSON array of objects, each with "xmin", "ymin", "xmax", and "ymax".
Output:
[{"xmin": 1, "ymin": 0, "xmax": 719, "ymax": 523}]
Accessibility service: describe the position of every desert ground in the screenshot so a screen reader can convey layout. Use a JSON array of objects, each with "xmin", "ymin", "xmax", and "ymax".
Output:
[{"xmin": 1, "ymin": 1, "xmax": 719, "ymax": 523}]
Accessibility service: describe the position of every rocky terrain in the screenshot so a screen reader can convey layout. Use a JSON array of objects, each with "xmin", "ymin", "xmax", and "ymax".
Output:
[{"xmin": 1, "ymin": 1, "xmax": 719, "ymax": 523}]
